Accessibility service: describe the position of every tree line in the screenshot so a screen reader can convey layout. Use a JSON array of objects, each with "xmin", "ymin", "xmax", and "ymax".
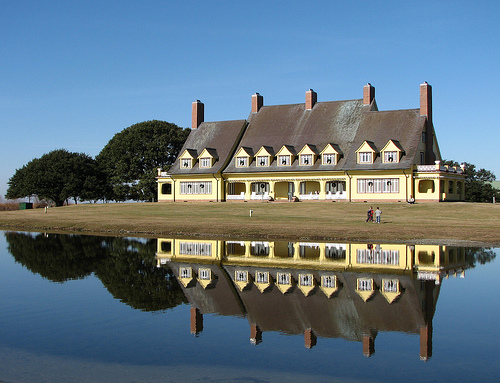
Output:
[{"xmin": 6, "ymin": 120, "xmax": 190, "ymax": 206}]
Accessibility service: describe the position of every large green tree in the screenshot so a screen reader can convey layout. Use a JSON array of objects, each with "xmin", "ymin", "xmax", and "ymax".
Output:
[
  {"xmin": 6, "ymin": 149, "xmax": 100, "ymax": 206},
  {"xmin": 443, "ymin": 160, "xmax": 499, "ymax": 202},
  {"xmin": 96, "ymin": 120, "xmax": 189, "ymax": 201}
]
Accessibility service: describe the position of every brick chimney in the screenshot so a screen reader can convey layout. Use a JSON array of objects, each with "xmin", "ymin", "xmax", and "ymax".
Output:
[
  {"xmin": 420, "ymin": 82, "xmax": 432, "ymax": 122},
  {"xmin": 305, "ymin": 89, "xmax": 317, "ymax": 110},
  {"xmin": 252, "ymin": 93, "xmax": 263, "ymax": 113},
  {"xmin": 363, "ymin": 83, "xmax": 375, "ymax": 106},
  {"xmin": 192, "ymin": 100, "xmax": 204, "ymax": 129}
]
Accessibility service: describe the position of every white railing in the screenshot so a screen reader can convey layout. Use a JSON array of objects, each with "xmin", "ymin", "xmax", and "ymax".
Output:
[
  {"xmin": 299, "ymin": 192, "xmax": 320, "ymax": 200},
  {"xmin": 227, "ymin": 192, "xmax": 245, "ymax": 200},
  {"xmin": 251, "ymin": 192, "xmax": 269, "ymax": 200},
  {"xmin": 325, "ymin": 191, "xmax": 347, "ymax": 200}
]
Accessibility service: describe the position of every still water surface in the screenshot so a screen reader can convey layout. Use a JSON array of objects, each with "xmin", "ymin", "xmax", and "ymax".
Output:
[{"xmin": 0, "ymin": 231, "xmax": 499, "ymax": 382}]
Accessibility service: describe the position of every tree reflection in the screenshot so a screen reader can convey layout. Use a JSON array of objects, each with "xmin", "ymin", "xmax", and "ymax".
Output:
[
  {"xmin": 95, "ymin": 237, "xmax": 187, "ymax": 312},
  {"xmin": 4, "ymin": 232, "xmax": 187, "ymax": 312},
  {"xmin": 5, "ymin": 232, "xmax": 105, "ymax": 282}
]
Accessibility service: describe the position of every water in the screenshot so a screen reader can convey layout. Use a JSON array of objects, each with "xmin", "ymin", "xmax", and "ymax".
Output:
[{"xmin": 0, "ymin": 231, "xmax": 498, "ymax": 382}]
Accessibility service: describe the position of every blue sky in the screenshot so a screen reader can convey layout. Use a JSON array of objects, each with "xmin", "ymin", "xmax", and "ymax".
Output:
[{"xmin": 1, "ymin": 0, "xmax": 499, "ymax": 199}]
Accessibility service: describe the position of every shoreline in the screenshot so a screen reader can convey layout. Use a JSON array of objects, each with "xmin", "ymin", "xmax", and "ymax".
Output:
[{"xmin": 1, "ymin": 201, "xmax": 499, "ymax": 247}]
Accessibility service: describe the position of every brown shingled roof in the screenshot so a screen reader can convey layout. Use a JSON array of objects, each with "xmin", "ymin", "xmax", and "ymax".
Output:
[{"xmin": 169, "ymin": 119, "xmax": 247, "ymax": 175}]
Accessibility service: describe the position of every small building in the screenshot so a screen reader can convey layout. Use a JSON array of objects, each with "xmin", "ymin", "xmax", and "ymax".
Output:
[{"xmin": 158, "ymin": 83, "xmax": 465, "ymax": 202}]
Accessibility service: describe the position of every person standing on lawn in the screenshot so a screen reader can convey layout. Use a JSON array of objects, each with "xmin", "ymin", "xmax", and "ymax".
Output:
[{"xmin": 375, "ymin": 207, "xmax": 382, "ymax": 223}]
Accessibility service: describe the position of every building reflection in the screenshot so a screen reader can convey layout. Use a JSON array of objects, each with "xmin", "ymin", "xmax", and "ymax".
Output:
[{"xmin": 156, "ymin": 238, "xmax": 471, "ymax": 360}]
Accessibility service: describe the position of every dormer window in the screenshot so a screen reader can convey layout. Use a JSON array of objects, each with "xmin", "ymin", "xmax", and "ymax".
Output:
[
  {"xmin": 320, "ymin": 144, "xmax": 341, "ymax": 166},
  {"xmin": 257, "ymin": 155, "xmax": 269, "ymax": 167},
  {"xmin": 322, "ymin": 154, "xmax": 336, "ymax": 165},
  {"xmin": 236, "ymin": 157, "xmax": 248, "ymax": 167},
  {"xmin": 181, "ymin": 158, "xmax": 192, "ymax": 168},
  {"xmin": 381, "ymin": 140, "xmax": 403, "ymax": 164},
  {"xmin": 358, "ymin": 152, "xmax": 372, "ymax": 163},
  {"xmin": 278, "ymin": 155, "xmax": 291, "ymax": 166},
  {"xmin": 300, "ymin": 154, "xmax": 312, "ymax": 166},
  {"xmin": 384, "ymin": 151, "xmax": 397, "ymax": 163},
  {"xmin": 199, "ymin": 157, "xmax": 211, "ymax": 168}
]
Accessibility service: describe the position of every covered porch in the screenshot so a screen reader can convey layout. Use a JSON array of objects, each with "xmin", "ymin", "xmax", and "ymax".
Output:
[{"xmin": 225, "ymin": 178, "xmax": 348, "ymax": 201}]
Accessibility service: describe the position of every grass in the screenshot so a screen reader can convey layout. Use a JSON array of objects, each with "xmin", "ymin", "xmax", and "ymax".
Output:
[{"xmin": 1, "ymin": 201, "xmax": 499, "ymax": 246}]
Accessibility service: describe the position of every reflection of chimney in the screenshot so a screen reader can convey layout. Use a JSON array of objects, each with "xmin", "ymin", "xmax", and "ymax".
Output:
[
  {"xmin": 305, "ymin": 89, "xmax": 317, "ymax": 110},
  {"xmin": 363, "ymin": 334, "xmax": 375, "ymax": 357},
  {"xmin": 252, "ymin": 93, "xmax": 263, "ymax": 113},
  {"xmin": 304, "ymin": 328, "xmax": 317, "ymax": 349},
  {"xmin": 420, "ymin": 82, "xmax": 432, "ymax": 122},
  {"xmin": 192, "ymin": 100, "xmax": 204, "ymax": 129},
  {"xmin": 250, "ymin": 323, "xmax": 262, "ymax": 345},
  {"xmin": 420, "ymin": 324, "xmax": 433, "ymax": 361},
  {"xmin": 363, "ymin": 83, "xmax": 375, "ymax": 106},
  {"xmin": 190, "ymin": 307, "xmax": 203, "ymax": 336}
]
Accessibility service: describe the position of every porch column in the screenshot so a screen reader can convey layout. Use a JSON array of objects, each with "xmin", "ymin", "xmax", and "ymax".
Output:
[
  {"xmin": 319, "ymin": 180, "xmax": 326, "ymax": 199},
  {"xmin": 244, "ymin": 181, "xmax": 252, "ymax": 200},
  {"xmin": 293, "ymin": 180, "xmax": 300, "ymax": 198},
  {"xmin": 269, "ymin": 180, "xmax": 276, "ymax": 200}
]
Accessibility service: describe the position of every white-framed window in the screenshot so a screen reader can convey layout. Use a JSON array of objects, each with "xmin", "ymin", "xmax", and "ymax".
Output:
[
  {"xmin": 180, "ymin": 181, "xmax": 212, "ymax": 194},
  {"xmin": 257, "ymin": 156, "xmax": 269, "ymax": 167},
  {"xmin": 198, "ymin": 268, "xmax": 211, "ymax": 280},
  {"xmin": 277, "ymin": 272, "xmax": 291, "ymax": 285},
  {"xmin": 181, "ymin": 158, "xmax": 192, "ymax": 168},
  {"xmin": 322, "ymin": 275, "xmax": 336, "ymax": 288},
  {"xmin": 180, "ymin": 267, "xmax": 192, "ymax": 279},
  {"xmin": 356, "ymin": 249, "xmax": 399, "ymax": 265},
  {"xmin": 322, "ymin": 153, "xmax": 336, "ymax": 165},
  {"xmin": 199, "ymin": 157, "xmax": 211, "ymax": 168},
  {"xmin": 357, "ymin": 178, "xmax": 399, "ymax": 193},
  {"xmin": 384, "ymin": 151, "xmax": 398, "ymax": 163},
  {"xmin": 299, "ymin": 274, "xmax": 313, "ymax": 287},
  {"xmin": 300, "ymin": 154, "xmax": 313, "ymax": 166},
  {"xmin": 358, "ymin": 152, "xmax": 372, "ymax": 163},
  {"xmin": 278, "ymin": 155, "xmax": 291, "ymax": 166},
  {"xmin": 256, "ymin": 271, "xmax": 269, "ymax": 284},
  {"xmin": 382, "ymin": 279, "xmax": 399, "ymax": 293},
  {"xmin": 235, "ymin": 270, "xmax": 248, "ymax": 282},
  {"xmin": 179, "ymin": 242, "xmax": 212, "ymax": 256},
  {"xmin": 236, "ymin": 157, "xmax": 248, "ymax": 167},
  {"xmin": 357, "ymin": 278, "xmax": 373, "ymax": 291}
]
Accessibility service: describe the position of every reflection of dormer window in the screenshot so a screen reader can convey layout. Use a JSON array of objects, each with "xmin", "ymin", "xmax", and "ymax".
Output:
[
  {"xmin": 278, "ymin": 155, "xmax": 291, "ymax": 166},
  {"xmin": 300, "ymin": 154, "xmax": 312, "ymax": 166},
  {"xmin": 322, "ymin": 154, "xmax": 336, "ymax": 165},
  {"xmin": 256, "ymin": 271, "xmax": 269, "ymax": 284},
  {"xmin": 199, "ymin": 157, "xmax": 211, "ymax": 168},
  {"xmin": 357, "ymin": 278, "xmax": 373, "ymax": 291},
  {"xmin": 198, "ymin": 268, "xmax": 211, "ymax": 280},
  {"xmin": 358, "ymin": 152, "xmax": 372, "ymax": 163},
  {"xmin": 257, "ymin": 156, "xmax": 269, "ymax": 167},
  {"xmin": 181, "ymin": 158, "xmax": 192, "ymax": 168},
  {"xmin": 236, "ymin": 157, "xmax": 248, "ymax": 167},
  {"xmin": 277, "ymin": 272, "xmax": 291, "ymax": 285},
  {"xmin": 235, "ymin": 270, "xmax": 248, "ymax": 282},
  {"xmin": 322, "ymin": 275, "xmax": 336, "ymax": 288},
  {"xmin": 180, "ymin": 267, "xmax": 192, "ymax": 279},
  {"xmin": 299, "ymin": 274, "xmax": 313, "ymax": 287}
]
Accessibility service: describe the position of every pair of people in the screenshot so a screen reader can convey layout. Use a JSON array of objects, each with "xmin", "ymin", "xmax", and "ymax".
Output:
[{"xmin": 366, "ymin": 206, "xmax": 382, "ymax": 223}]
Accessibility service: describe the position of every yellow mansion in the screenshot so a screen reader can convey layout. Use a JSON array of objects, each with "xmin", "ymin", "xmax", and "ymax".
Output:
[{"xmin": 157, "ymin": 83, "xmax": 465, "ymax": 202}]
